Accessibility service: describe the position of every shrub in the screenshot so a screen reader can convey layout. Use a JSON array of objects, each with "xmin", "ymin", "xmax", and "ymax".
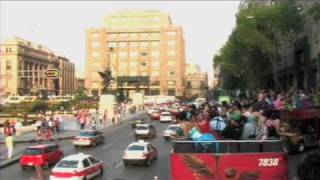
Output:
[{"xmin": 31, "ymin": 100, "xmax": 48, "ymax": 113}]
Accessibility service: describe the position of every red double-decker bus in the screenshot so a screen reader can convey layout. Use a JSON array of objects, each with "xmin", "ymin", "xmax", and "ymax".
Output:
[{"xmin": 170, "ymin": 140, "xmax": 287, "ymax": 180}]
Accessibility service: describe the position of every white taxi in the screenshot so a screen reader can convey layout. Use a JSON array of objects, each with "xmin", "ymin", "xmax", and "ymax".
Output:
[
  {"xmin": 163, "ymin": 124, "xmax": 181, "ymax": 140},
  {"xmin": 50, "ymin": 153, "xmax": 103, "ymax": 180},
  {"xmin": 123, "ymin": 140, "xmax": 158, "ymax": 166},
  {"xmin": 159, "ymin": 111, "xmax": 174, "ymax": 123}
]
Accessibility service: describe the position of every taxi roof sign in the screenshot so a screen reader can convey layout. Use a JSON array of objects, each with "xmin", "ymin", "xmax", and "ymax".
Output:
[{"xmin": 45, "ymin": 69, "xmax": 60, "ymax": 79}]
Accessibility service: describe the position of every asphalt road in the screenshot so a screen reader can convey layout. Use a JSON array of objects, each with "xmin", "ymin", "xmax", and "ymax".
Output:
[{"xmin": 0, "ymin": 112, "xmax": 314, "ymax": 180}]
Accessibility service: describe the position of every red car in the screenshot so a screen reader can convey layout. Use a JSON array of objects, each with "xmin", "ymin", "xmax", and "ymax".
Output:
[
  {"xmin": 150, "ymin": 111, "xmax": 160, "ymax": 120},
  {"xmin": 20, "ymin": 144, "xmax": 63, "ymax": 169}
]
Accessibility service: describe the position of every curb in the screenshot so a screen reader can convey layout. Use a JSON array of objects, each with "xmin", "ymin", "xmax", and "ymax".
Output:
[
  {"xmin": 0, "ymin": 135, "xmax": 75, "ymax": 144},
  {"xmin": 0, "ymin": 155, "xmax": 21, "ymax": 169}
]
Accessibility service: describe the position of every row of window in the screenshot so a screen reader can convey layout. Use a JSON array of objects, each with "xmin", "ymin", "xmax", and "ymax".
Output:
[
  {"xmin": 91, "ymin": 50, "xmax": 176, "ymax": 58},
  {"xmin": 117, "ymin": 70, "xmax": 176, "ymax": 77},
  {"xmin": 91, "ymin": 31, "xmax": 176, "ymax": 39},
  {"xmin": 103, "ymin": 41, "xmax": 176, "ymax": 48}
]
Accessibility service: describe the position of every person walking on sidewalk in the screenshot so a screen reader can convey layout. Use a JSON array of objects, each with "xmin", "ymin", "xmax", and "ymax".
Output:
[{"xmin": 4, "ymin": 121, "xmax": 14, "ymax": 159}]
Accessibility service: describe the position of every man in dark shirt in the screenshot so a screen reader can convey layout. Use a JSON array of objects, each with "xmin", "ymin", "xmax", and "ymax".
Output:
[{"xmin": 221, "ymin": 114, "xmax": 242, "ymax": 140}]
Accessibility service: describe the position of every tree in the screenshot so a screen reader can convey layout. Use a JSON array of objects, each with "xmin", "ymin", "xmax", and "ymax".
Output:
[
  {"xmin": 214, "ymin": 1, "xmax": 304, "ymax": 91},
  {"xmin": 98, "ymin": 67, "xmax": 113, "ymax": 94}
]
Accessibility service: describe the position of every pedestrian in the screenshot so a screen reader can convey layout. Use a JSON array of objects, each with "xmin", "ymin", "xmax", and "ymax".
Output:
[
  {"xmin": 112, "ymin": 117, "xmax": 115, "ymax": 125},
  {"xmin": 4, "ymin": 122, "xmax": 14, "ymax": 159}
]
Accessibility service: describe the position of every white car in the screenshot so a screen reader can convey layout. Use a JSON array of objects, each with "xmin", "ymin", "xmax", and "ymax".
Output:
[
  {"xmin": 163, "ymin": 124, "xmax": 181, "ymax": 140},
  {"xmin": 50, "ymin": 153, "xmax": 103, "ymax": 180},
  {"xmin": 135, "ymin": 124, "xmax": 156, "ymax": 139},
  {"xmin": 159, "ymin": 112, "xmax": 174, "ymax": 123},
  {"xmin": 123, "ymin": 140, "xmax": 158, "ymax": 166}
]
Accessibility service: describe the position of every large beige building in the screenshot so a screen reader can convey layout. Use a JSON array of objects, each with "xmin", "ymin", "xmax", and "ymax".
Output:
[
  {"xmin": 0, "ymin": 37, "xmax": 75, "ymax": 96},
  {"xmin": 185, "ymin": 64, "xmax": 208, "ymax": 98},
  {"xmin": 85, "ymin": 9, "xmax": 186, "ymax": 97}
]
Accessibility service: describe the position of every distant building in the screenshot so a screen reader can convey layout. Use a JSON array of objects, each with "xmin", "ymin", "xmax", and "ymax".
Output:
[
  {"xmin": 185, "ymin": 64, "xmax": 208, "ymax": 98},
  {"xmin": 75, "ymin": 70, "xmax": 85, "ymax": 91},
  {"xmin": 85, "ymin": 9, "xmax": 186, "ymax": 97},
  {"xmin": 0, "ymin": 37, "xmax": 75, "ymax": 97}
]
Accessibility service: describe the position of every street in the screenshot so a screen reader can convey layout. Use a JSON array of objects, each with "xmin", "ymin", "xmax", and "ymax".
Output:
[
  {"xmin": 0, "ymin": 112, "xmax": 172, "ymax": 180},
  {"xmin": 0, "ymin": 112, "xmax": 311, "ymax": 180}
]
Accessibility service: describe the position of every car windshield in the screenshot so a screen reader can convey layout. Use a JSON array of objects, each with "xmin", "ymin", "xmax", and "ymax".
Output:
[
  {"xmin": 168, "ymin": 126, "xmax": 179, "ymax": 131},
  {"xmin": 56, "ymin": 160, "xmax": 78, "ymax": 168},
  {"xmin": 128, "ymin": 145, "xmax": 145, "ymax": 151},
  {"xmin": 136, "ymin": 126, "xmax": 148, "ymax": 130},
  {"xmin": 80, "ymin": 131, "xmax": 95, "ymax": 136},
  {"xmin": 24, "ymin": 148, "xmax": 42, "ymax": 155}
]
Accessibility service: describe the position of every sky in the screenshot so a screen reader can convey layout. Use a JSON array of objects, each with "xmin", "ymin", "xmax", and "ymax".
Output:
[{"xmin": 0, "ymin": 1, "xmax": 240, "ymax": 82}]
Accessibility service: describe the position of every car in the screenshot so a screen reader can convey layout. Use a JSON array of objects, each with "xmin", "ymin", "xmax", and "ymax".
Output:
[
  {"xmin": 20, "ymin": 144, "xmax": 63, "ymax": 169},
  {"xmin": 123, "ymin": 140, "xmax": 158, "ymax": 166},
  {"xmin": 150, "ymin": 110, "xmax": 160, "ymax": 120},
  {"xmin": 159, "ymin": 111, "xmax": 174, "ymax": 123},
  {"xmin": 130, "ymin": 119, "xmax": 145, "ymax": 128},
  {"xmin": 73, "ymin": 130, "xmax": 104, "ymax": 147},
  {"xmin": 50, "ymin": 153, "xmax": 103, "ymax": 180},
  {"xmin": 135, "ymin": 124, "xmax": 156, "ymax": 139},
  {"xmin": 163, "ymin": 124, "xmax": 181, "ymax": 140}
]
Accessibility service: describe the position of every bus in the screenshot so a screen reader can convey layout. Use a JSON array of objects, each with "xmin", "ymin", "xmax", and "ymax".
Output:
[{"xmin": 170, "ymin": 140, "xmax": 287, "ymax": 180}]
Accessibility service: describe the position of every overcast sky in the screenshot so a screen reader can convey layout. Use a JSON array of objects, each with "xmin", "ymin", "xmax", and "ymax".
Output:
[{"xmin": 0, "ymin": 1, "xmax": 240, "ymax": 81}]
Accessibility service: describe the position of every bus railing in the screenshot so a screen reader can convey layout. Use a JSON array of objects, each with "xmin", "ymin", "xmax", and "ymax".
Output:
[{"xmin": 171, "ymin": 140, "xmax": 284, "ymax": 154}]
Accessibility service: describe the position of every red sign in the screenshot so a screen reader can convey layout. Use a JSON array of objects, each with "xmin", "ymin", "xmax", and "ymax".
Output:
[{"xmin": 171, "ymin": 153, "xmax": 288, "ymax": 180}]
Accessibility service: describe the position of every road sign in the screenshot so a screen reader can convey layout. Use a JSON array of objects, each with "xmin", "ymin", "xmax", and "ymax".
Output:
[{"xmin": 45, "ymin": 69, "xmax": 60, "ymax": 79}]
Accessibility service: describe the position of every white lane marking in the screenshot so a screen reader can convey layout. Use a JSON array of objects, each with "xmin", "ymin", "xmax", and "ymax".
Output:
[
  {"xmin": 115, "ymin": 162, "xmax": 123, "ymax": 168},
  {"xmin": 102, "ymin": 143, "xmax": 114, "ymax": 149}
]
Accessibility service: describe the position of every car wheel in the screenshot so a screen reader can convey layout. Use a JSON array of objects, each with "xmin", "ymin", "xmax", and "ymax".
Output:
[
  {"xmin": 43, "ymin": 162, "xmax": 49, "ymax": 169},
  {"xmin": 99, "ymin": 167, "xmax": 104, "ymax": 176},
  {"xmin": 145, "ymin": 159, "xmax": 151, "ymax": 166},
  {"xmin": 124, "ymin": 161, "xmax": 129, "ymax": 167},
  {"xmin": 298, "ymin": 141, "xmax": 305, "ymax": 153}
]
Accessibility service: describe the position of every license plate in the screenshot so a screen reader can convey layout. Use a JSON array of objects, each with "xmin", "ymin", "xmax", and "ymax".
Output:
[{"xmin": 28, "ymin": 162, "xmax": 33, "ymax": 166}]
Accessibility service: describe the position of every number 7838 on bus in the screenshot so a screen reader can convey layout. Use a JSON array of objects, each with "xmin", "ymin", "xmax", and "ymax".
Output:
[{"xmin": 258, "ymin": 158, "xmax": 280, "ymax": 167}]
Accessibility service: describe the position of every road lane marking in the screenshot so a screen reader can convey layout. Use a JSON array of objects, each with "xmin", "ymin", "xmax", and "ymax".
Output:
[
  {"xmin": 102, "ymin": 143, "xmax": 114, "ymax": 149},
  {"xmin": 115, "ymin": 162, "xmax": 123, "ymax": 168}
]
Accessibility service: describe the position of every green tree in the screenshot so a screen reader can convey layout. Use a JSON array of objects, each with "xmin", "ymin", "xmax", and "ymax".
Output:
[{"xmin": 214, "ymin": 1, "xmax": 304, "ymax": 91}]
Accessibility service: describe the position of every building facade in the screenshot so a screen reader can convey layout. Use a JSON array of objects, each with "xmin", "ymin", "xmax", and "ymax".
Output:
[
  {"xmin": 85, "ymin": 9, "xmax": 186, "ymax": 97},
  {"xmin": 0, "ymin": 37, "xmax": 75, "ymax": 97},
  {"xmin": 185, "ymin": 64, "xmax": 208, "ymax": 98}
]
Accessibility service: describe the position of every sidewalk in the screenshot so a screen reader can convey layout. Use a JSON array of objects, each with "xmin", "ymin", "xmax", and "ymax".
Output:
[{"xmin": 0, "ymin": 111, "xmax": 147, "ymax": 169}]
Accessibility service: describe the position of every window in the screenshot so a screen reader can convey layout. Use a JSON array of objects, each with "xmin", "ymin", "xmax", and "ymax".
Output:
[
  {"xmin": 151, "ymin": 61, "xmax": 160, "ymax": 67},
  {"xmin": 88, "ymin": 157, "xmax": 99, "ymax": 164},
  {"xmin": 119, "ymin": 33, "xmax": 127, "ymax": 37},
  {"xmin": 108, "ymin": 33, "xmax": 117, "ymax": 38},
  {"xmin": 92, "ymin": 33, "xmax": 100, "ymax": 38},
  {"xmin": 6, "ymin": 60, "xmax": 12, "ymax": 70},
  {"xmin": 56, "ymin": 160, "xmax": 78, "ymax": 168},
  {"xmin": 130, "ymin": 51, "xmax": 138, "ymax": 57},
  {"xmin": 151, "ymin": 80, "xmax": 160, "ymax": 86},
  {"xmin": 128, "ymin": 145, "xmax": 145, "ymax": 151},
  {"xmin": 82, "ymin": 159, "xmax": 91, "ymax": 168},
  {"xmin": 167, "ymin": 41, "xmax": 176, "ymax": 47},
  {"xmin": 92, "ymin": 42, "xmax": 100, "ymax": 48},
  {"xmin": 141, "ymin": 42, "xmax": 149, "ymax": 48},
  {"xmin": 119, "ymin": 42, "xmax": 127, "ymax": 47},
  {"xmin": 141, "ymin": 62, "xmax": 147, "ymax": 66},
  {"xmin": 130, "ymin": 33, "xmax": 138, "ymax": 37},
  {"xmin": 107, "ymin": 42, "xmax": 116, "ymax": 48},
  {"xmin": 6, "ymin": 47, "xmax": 12, "ymax": 52},
  {"xmin": 168, "ymin": 89, "xmax": 176, "ymax": 96},
  {"xmin": 168, "ymin": 50, "xmax": 176, "ymax": 56},
  {"xmin": 91, "ymin": 52, "xmax": 100, "ymax": 58},
  {"xmin": 141, "ymin": 52, "xmax": 148, "ymax": 56},
  {"xmin": 168, "ymin": 61, "xmax": 175, "ymax": 66},
  {"xmin": 150, "ymin": 33, "xmax": 160, "ymax": 38},
  {"xmin": 130, "ymin": 42, "xmax": 138, "ymax": 47},
  {"xmin": 167, "ymin": 31, "xmax": 176, "ymax": 36},
  {"xmin": 140, "ymin": 33, "xmax": 148, "ymax": 37},
  {"xmin": 151, "ymin": 41, "xmax": 160, "ymax": 48},
  {"xmin": 130, "ymin": 71, "xmax": 138, "ymax": 76},
  {"xmin": 168, "ymin": 71, "xmax": 175, "ymax": 76},
  {"xmin": 119, "ymin": 52, "xmax": 128, "ymax": 58},
  {"xmin": 151, "ymin": 71, "xmax": 159, "ymax": 76},
  {"xmin": 168, "ymin": 80, "xmax": 176, "ymax": 85},
  {"xmin": 151, "ymin": 51, "xmax": 159, "ymax": 57}
]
